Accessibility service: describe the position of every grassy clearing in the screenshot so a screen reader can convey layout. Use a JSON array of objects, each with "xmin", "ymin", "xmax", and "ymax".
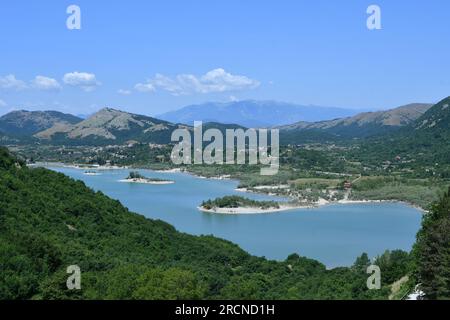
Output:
[{"xmin": 350, "ymin": 176, "xmax": 448, "ymax": 209}]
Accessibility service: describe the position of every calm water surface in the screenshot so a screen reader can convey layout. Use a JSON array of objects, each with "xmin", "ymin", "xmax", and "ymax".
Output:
[{"xmin": 49, "ymin": 167, "xmax": 423, "ymax": 267}]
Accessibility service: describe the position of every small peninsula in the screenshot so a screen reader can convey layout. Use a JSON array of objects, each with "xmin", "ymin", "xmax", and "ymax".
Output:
[
  {"xmin": 119, "ymin": 171, "xmax": 174, "ymax": 185},
  {"xmin": 199, "ymin": 195, "xmax": 302, "ymax": 214}
]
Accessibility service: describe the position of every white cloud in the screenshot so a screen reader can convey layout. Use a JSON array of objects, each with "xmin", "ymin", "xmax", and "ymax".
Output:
[
  {"xmin": 0, "ymin": 74, "xmax": 27, "ymax": 91},
  {"xmin": 135, "ymin": 82, "xmax": 156, "ymax": 93},
  {"xmin": 32, "ymin": 76, "xmax": 62, "ymax": 91},
  {"xmin": 0, "ymin": 99, "xmax": 6, "ymax": 107},
  {"xmin": 63, "ymin": 72, "xmax": 100, "ymax": 92},
  {"xmin": 135, "ymin": 68, "xmax": 260, "ymax": 96},
  {"xmin": 118, "ymin": 89, "xmax": 132, "ymax": 95},
  {"xmin": 198, "ymin": 68, "xmax": 260, "ymax": 93}
]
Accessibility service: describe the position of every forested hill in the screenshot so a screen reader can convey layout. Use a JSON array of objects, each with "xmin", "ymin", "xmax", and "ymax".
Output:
[
  {"xmin": 0, "ymin": 147, "xmax": 412, "ymax": 300},
  {"xmin": 279, "ymin": 103, "xmax": 432, "ymax": 143},
  {"xmin": 34, "ymin": 107, "xmax": 181, "ymax": 145},
  {"xmin": 0, "ymin": 110, "xmax": 82, "ymax": 137},
  {"xmin": 348, "ymin": 97, "xmax": 450, "ymax": 178}
]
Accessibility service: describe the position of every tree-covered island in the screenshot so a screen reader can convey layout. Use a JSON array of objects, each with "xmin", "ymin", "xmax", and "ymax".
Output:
[{"xmin": 121, "ymin": 171, "xmax": 174, "ymax": 184}]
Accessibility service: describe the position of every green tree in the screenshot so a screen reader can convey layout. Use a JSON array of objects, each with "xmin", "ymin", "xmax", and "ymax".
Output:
[
  {"xmin": 353, "ymin": 253, "xmax": 371, "ymax": 272},
  {"xmin": 132, "ymin": 268, "xmax": 206, "ymax": 300},
  {"xmin": 414, "ymin": 188, "xmax": 450, "ymax": 299}
]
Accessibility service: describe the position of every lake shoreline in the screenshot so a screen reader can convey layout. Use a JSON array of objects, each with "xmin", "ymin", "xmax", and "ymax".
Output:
[
  {"xmin": 198, "ymin": 198, "xmax": 426, "ymax": 215},
  {"xmin": 32, "ymin": 162, "xmax": 129, "ymax": 170},
  {"xmin": 118, "ymin": 178, "xmax": 175, "ymax": 185},
  {"xmin": 38, "ymin": 162, "xmax": 426, "ymax": 213},
  {"xmin": 235, "ymin": 187, "xmax": 426, "ymax": 213},
  {"xmin": 197, "ymin": 204, "xmax": 310, "ymax": 215}
]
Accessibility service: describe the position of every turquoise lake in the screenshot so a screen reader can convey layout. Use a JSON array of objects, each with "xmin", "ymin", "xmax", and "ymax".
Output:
[{"xmin": 49, "ymin": 167, "xmax": 423, "ymax": 268}]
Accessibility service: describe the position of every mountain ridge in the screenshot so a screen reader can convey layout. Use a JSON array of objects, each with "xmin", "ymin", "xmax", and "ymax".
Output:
[
  {"xmin": 0, "ymin": 110, "xmax": 82, "ymax": 137},
  {"xmin": 0, "ymin": 101, "xmax": 436, "ymax": 146},
  {"xmin": 158, "ymin": 100, "xmax": 361, "ymax": 128},
  {"xmin": 34, "ymin": 107, "xmax": 184, "ymax": 145},
  {"xmin": 279, "ymin": 103, "xmax": 432, "ymax": 142},
  {"xmin": 348, "ymin": 97, "xmax": 450, "ymax": 175}
]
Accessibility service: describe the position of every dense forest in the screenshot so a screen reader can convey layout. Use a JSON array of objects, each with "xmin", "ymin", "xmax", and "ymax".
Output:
[{"xmin": 0, "ymin": 147, "xmax": 448, "ymax": 300}]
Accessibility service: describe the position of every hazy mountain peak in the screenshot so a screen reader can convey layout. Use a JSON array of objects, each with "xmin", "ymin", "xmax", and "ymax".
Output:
[
  {"xmin": 158, "ymin": 100, "xmax": 359, "ymax": 127},
  {"xmin": 97, "ymin": 107, "xmax": 125, "ymax": 114}
]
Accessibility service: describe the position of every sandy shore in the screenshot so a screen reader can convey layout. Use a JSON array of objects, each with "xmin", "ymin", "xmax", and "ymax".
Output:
[
  {"xmin": 76, "ymin": 165, "xmax": 127, "ymax": 170},
  {"xmin": 119, "ymin": 178, "xmax": 174, "ymax": 185},
  {"xmin": 237, "ymin": 184, "xmax": 426, "ymax": 213},
  {"xmin": 154, "ymin": 168, "xmax": 183, "ymax": 173},
  {"xmin": 253, "ymin": 185, "xmax": 290, "ymax": 190},
  {"xmin": 207, "ymin": 175, "xmax": 232, "ymax": 180},
  {"xmin": 198, "ymin": 197, "xmax": 426, "ymax": 215},
  {"xmin": 198, "ymin": 204, "xmax": 312, "ymax": 215},
  {"xmin": 33, "ymin": 162, "xmax": 129, "ymax": 170},
  {"xmin": 337, "ymin": 199, "xmax": 386, "ymax": 205}
]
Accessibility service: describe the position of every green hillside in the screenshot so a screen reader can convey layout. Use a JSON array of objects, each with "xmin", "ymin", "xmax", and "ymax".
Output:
[
  {"xmin": 0, "ymin": 147, "xmax": 408, "ymax": 300},
  {"xmin": 348, "ymin": 97, "xmax": 450, "ymax": 178},
  {"xmin": 31, "ymin": 108, "xmax": 252, "ymax": 146},
  {"xmin": 0, "ymin": 110, "xmax": 82, "ymax": 137},
  {"xmin": 34, "ymin": 108, "xmax": 180, "ymax": 146},
  {"xmin": 279, "ymin": 103, "xmax": 432, "ymax": 143}
]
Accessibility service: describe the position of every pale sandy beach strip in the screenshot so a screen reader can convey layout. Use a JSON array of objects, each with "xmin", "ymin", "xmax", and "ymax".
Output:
[
  {"xmin": 198, "ymin": 204, "xmax": 313, "ymax": 215},
  {"xmin": 118, "ymin": 178, "xmax": 175, "ymax": 185}
]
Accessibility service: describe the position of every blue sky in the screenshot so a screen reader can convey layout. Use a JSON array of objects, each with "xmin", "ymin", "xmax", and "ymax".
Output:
[{"xmin": 0, "ymin": 0, "xmax": 449, "ymax": 116}]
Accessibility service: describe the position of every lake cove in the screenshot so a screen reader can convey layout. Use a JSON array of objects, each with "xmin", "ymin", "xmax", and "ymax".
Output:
[
  {"xmin": 47, "ymin": 166, "xmax": 423, "ymax": 268},
  {"xmin": 175, "ymin": 304, "xmax": 209, "ymax": 318}
]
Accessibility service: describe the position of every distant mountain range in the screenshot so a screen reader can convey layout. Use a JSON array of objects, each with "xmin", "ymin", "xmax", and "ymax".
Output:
[
  {"xmin": 0, "ymin": 110, "xmax": 82, "ymax": 136},
  {"xmin": 0, "ymin": 99, "xmax": 442, "ymax": 146},
  {"xmin": 157, "ymin": 100, "xmax": 361, "ymax": 128},
  {"xmin": 279, "ymin": 103, "xmax": 433, "ymax": 143}
]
